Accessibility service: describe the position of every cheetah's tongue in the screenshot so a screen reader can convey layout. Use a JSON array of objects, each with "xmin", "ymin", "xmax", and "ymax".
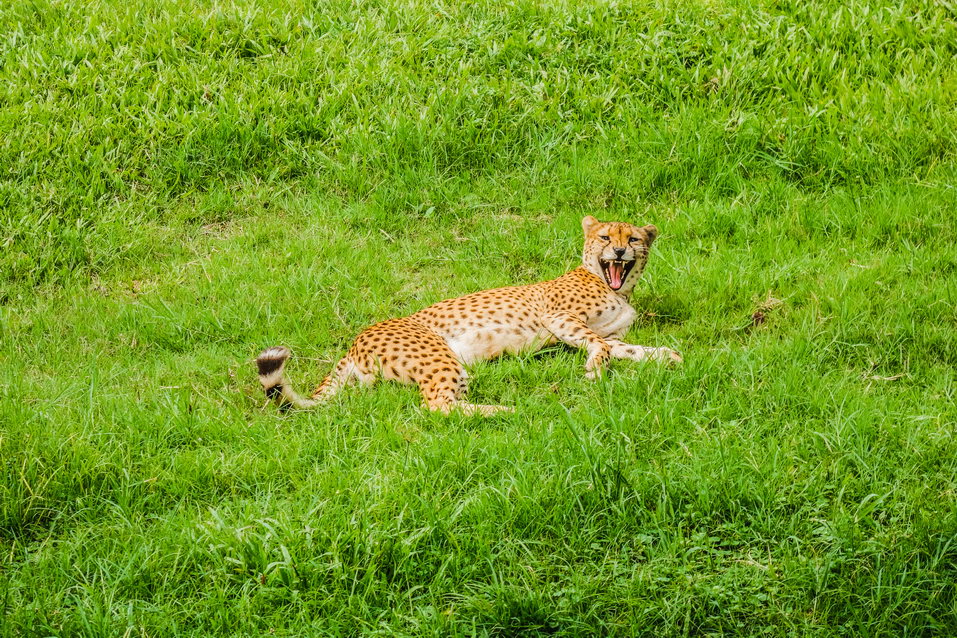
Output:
[{"xmin": 608, "ymin": 261, "xmax": 624, "ymax": 290}]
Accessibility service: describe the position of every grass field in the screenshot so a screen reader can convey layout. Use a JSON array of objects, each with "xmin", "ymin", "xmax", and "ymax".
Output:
[{"xmin": 2, "ymin": 0, "xmax": 957, "ymax": 634}]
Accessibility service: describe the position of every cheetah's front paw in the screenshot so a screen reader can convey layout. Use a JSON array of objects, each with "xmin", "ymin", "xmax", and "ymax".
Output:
[{"xmin": 652, "ymin": 348, "xmax": 683, "ymax": 364}]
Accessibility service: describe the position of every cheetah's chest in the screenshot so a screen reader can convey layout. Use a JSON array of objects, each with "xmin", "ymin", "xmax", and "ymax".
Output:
[{"xmin": 586, "ymin": 297, "xmax": 636, "ymax": 338}]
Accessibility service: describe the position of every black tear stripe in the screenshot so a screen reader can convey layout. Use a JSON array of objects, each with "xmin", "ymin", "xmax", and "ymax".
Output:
[{"xmin": 265, "ymin": 384, "xmax": 283, "ymax": 399}]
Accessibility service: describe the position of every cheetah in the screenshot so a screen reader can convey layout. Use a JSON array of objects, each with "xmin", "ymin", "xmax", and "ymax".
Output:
[{"xmin": 256, "ymin": 216, "xmax": 681, "ymax": 416}]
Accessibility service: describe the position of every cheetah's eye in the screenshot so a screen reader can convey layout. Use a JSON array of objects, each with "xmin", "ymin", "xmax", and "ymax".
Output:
[
  {"xmin": 599, "ymin": 235, "xmax": 610, "ymax": 241},
  {"xmin": 628, "ymin": 237, "xmax": 639, "ymax": 243}
]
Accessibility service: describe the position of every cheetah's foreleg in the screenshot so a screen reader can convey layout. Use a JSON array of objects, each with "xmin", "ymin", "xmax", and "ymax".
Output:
[
  {"xmin": 606, "ymin": 339, "xmax": 683, "ymax": 364},
  {"xmin": 542, "ymin": 312, "xmax": 612, "ymax": 380}
]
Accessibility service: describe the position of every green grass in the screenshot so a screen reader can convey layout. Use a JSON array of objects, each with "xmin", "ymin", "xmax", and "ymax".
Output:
[{"xmin": 2, "ymin": 0, "xmax": 957, "ymax": 635}]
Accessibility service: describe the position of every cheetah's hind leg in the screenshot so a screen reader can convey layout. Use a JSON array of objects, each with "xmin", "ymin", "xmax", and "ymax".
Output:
[
  {"xmin": 424, "ymin": 394, "xmax": 514, "ymax": 416},
  {"xmin": 419, "ymin": 370, "xmax": 513, "ymax": 417},
  {"xmin": 349, "ymin": 317, "xmax": 512, "ymax": 416}
]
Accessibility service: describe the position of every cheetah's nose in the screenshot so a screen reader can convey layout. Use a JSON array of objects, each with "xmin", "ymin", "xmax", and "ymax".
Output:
[{"xmin": 614, "ymin": 247, "xmax": 625, "ymax": 258}]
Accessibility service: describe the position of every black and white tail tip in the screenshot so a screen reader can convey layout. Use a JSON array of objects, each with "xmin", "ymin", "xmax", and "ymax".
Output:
[{"xmin": 256, "ymin": 346, "xmax": 291, "ymax": 399}]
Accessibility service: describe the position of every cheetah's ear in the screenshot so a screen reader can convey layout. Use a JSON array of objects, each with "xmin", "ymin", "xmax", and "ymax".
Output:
[
  {"xmin": 582, "ymin": 216, "xmax": 600, "ymax": 234},
  {"xmin": 642, "ymin": 224, "xmax": 658, "ymax": 245}
]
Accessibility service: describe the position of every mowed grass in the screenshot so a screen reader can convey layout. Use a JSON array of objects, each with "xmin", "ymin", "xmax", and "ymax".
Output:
[{"xmin": 2, "ymin": 0, "xmax": 957, "ymax": 635}]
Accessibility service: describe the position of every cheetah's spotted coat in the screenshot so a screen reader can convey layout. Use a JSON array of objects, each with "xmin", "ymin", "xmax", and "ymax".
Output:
[{"xmin": 257, "ymin": 216, "xmax": 681, "ymax": 415}]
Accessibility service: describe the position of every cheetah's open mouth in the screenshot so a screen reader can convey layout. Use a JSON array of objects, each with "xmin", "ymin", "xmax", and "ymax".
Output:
[{"xmin": 599, "ymin": 259, "xmax": 635, "ymax": 291}]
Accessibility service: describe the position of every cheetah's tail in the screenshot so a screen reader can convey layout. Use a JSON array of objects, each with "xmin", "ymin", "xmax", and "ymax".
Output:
[{"xmin": 255, "ymin": 346, "xmax": 320, "ymax": 410}]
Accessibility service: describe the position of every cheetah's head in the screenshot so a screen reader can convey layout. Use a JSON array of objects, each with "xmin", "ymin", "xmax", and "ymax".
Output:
[{"xmin": 581, "ymin": 216, "xmax": 658, "ymax": 295}]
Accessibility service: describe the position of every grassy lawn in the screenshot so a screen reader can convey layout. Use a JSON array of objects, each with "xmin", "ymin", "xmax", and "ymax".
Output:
[{"xmin": 2, "ymin": 0, "xmax": 957, "ymax": 634}]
